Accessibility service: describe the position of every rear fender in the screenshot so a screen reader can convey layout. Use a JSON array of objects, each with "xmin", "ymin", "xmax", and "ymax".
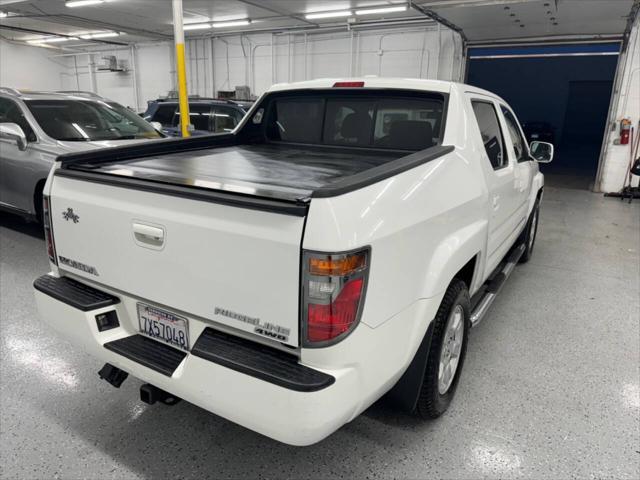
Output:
[{"xmin": 420, "ymin": 219, "xmax": 487, "ymax": 299}]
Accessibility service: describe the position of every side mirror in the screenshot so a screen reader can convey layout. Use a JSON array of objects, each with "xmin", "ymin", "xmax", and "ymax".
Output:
[
  {"xmin": 530, "ymin": 141, "xmax": 554, "ymax": 163},
  {"xmin": 150, "ymin": 121, "xmax": 163, "ymax": 132},
  {"xmin": 0, "ymin": 122, "xmax": 27, "ymax": 151}
]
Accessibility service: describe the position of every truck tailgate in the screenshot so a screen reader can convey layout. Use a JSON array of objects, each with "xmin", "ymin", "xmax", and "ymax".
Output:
[{"xmin": 50, "ymin": 175, "xmax": 304, "ymax": 347}]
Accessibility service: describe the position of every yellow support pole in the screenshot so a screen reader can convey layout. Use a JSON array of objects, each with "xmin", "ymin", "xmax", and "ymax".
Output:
[{"xmin": 172, "ymin": 0, "xmax": 191, "ymax": 138}]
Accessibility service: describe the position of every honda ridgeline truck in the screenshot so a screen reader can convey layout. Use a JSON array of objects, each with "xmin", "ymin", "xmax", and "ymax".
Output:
[{"xmin": 34, "ymin": 78, "xmax": 554, "ymax": 446}]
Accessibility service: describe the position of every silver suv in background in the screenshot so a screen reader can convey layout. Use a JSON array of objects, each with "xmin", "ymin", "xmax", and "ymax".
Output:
[{"xmin": 0, "ymin": 88, "xmax": 164, "ymax": 222}]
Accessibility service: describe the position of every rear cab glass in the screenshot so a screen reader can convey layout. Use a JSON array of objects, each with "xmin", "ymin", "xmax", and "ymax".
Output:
[{"xmin": 260, "ymin": 90, "xmax": 446, "ymax": 151}]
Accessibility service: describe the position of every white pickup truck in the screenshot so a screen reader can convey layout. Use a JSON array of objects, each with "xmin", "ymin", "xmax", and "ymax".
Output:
[{"xmin": 34, "ymin": 78, "xmax": 553, "ymax": 446}]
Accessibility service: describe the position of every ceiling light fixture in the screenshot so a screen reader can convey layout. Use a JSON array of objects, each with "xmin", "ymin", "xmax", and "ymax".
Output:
[
  {"xmin": 212, "ymin": 19, "xmax": 251, "ymax": 28},
  {"xmin": 183, "ymin": 23, "xmax": 212, "ymax": 31},
  {"xmin": 28, "ymin": 36, "xmax": 77, "ymax": 44},
  {"xmin": 66, "ymin": 0, "xmax": 105, "ymax": 8},
  {"xmin": 0, "ymin": 11, "xmax": 7, "ymax": 18},
  {"xmin": 355, "ymin": 5, "xmax": 408, "ymax": 15},
  {"xmin": 79, "ymin": 31, "xmax": 120, "ymax": 39},
  {"xmin": 305, "ymin": 10, "xmax": 352, "ymax": 20}
]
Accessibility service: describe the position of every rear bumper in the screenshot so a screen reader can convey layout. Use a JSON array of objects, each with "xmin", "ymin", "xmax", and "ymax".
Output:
[{"xmin": 34, "ymin": 274, "xmax": 359, "ymax": 446}]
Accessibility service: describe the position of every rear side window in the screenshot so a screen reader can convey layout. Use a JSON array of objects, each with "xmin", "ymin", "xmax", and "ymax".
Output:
[
  {"xmin": 150, "ymin": 104, "xmax": 177, "ymax": 126},
  {"xmin": 471, "ymin": 101, "xmax": 506, "ymax": 169},
  {"xmin": 266, "ymin": 93, "xmax": 444, "ymax": 150},
  {"xmin": 501, "ymin": 106, "xmax": 529, "ymax": 162},
  {"xmin": 173, "ymin": 104, "xmax": 211, "ymax": 131}
]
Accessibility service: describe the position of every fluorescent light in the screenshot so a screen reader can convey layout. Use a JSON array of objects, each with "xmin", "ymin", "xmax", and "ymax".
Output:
[
  {"xmin": 29, "ymin": 36, "xmax": 76, "ymax": 44},
  {"xmin": 66, "ymin": 0, "xmax": 104, "ymax": 7},
  {"xmin": 79, "ymin": 31, "xmax": 120, "ymax": 39},
  {"xmin": 355, "ymin": 5, "xmax": 408, "ymax": 15},
  {"xmin": 305, "ymin": 10, "xmax": 352, "ymax": 19},
  {"xmin": 183, "ymin": 23, "xmax": 212, "ymax": 31},
  {"xmin": 212, "ymin": 19, "xmax": 251, "ymax": 28}
]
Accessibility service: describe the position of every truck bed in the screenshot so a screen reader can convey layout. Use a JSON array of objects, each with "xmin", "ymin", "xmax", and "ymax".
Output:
[{"xmin": 72, "ymin": 143, "xmax": 404, "ymax": 202}]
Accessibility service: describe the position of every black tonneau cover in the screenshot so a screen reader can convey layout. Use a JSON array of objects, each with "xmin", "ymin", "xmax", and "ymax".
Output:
[
  {"xmin": 70, "ymin": 144, "xmax": 402, "ymax": 203},
  {"xmin": 57, "ymin": 141, "xmax": 454, "ymax": 215}
]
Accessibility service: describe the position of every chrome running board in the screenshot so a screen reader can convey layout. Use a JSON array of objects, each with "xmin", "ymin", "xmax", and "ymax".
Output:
[{"xmin": 470, "ymin": 243, "xmax": 526, "ymax": 328}]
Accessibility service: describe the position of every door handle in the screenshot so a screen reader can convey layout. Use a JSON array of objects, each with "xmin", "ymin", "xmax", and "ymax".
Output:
[{"xmin": 133, "ymin": 222, "xmax": 165, "ymax": 248}]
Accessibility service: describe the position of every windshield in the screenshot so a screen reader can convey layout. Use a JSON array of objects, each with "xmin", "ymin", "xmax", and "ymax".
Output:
[{"xmin": 25, "ymin": 99, "xmax": 162, "ymax": 141}]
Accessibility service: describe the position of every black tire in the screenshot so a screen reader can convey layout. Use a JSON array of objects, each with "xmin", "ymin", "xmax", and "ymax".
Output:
[
  {"xmin": 519, "ymin": 199, "xmax": 540, "ymax": 264},
  {"xmin": 415, "ymin": 279, "xmax": 470, "ymax": 419}
]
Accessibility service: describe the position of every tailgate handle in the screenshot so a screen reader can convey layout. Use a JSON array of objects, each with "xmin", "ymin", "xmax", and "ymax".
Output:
[{"xmin": 133, "ymin": 223, "xmax": 165, "ymax": 248}]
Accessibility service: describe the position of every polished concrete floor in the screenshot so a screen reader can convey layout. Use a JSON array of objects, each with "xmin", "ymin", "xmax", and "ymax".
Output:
[{"xmin": 1, "ymin": 187, "xmax": 638, "ymax": 479}]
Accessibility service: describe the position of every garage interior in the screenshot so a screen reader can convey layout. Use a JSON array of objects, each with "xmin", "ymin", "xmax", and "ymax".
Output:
[{"xmin": 0, "ymin": 0, "xmax": 639, "ymax": 478}]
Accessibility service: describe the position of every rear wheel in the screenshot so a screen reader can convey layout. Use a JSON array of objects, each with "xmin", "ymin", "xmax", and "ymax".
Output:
[
  {"xmin": 415, "ymin": 279, "xmax": 470, "ymax": 419},
  {"xmin": 519, "ymin": 200, "xmax": 540, "ymax": 264}
]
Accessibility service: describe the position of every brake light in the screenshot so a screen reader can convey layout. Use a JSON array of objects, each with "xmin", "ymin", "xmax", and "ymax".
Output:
[
  {"xmin": 302, "ymin": 248, "xmax": 370, "ymax": 347},
  {"xmin": 333, "ymin": 81, "xmax": 365, "ymax": 88},
  {"xmin": 43, "ymin": 195, "xmax": 57, "ymax": 265}
]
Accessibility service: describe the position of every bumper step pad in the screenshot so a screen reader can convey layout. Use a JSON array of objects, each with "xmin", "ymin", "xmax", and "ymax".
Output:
[
  {"xmin": 34, "ymin": 275, "xmax": 119, "ymax": 311},
  {"xmin": 104, "ymin": 335, "xmax": 187, "ymax": 376},
  {"xmin": 191, "ymin": 328, "xmax": 335, "ymax": 392}
]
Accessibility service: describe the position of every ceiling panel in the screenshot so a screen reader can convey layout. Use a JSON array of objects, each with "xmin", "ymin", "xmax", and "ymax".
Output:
[
  {"xmin": 416, "ymin": 0, "xmax": 635, "ymax": 41},
  {"xmin": 0, "ymin": 0, "xmax": 635, "ymax": 46}
]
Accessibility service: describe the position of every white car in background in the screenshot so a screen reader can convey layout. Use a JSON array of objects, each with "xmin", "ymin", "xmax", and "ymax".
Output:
[{"xmin": 33, "ymin": 78, "xmax": 553, "ymax": 445}]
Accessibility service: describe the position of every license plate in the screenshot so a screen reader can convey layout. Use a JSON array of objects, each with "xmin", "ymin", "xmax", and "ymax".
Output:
[
  {"xmin": 137, "ymin": 303, "xmax": 189, "ymax": 351},
  {"xmin": 531, "ymin": 134, "xmax": 539, "ymax": 139}
]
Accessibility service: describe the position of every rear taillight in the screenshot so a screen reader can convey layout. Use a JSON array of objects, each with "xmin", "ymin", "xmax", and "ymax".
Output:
[
  {"xmin": 302, "ymin": 248, "xmax": 370, "ymax": 347},
  {"xmin": 43, "ymin": 195, "xmax": 57, "ymax": 265}
]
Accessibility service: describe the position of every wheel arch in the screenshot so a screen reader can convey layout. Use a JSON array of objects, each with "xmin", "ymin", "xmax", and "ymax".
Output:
[
  {"xmin": 386, "ymin": 254, "xmax": 478, "ymax": 413},
  {"xmin": 420, "ymin": 219, "xmax": 486, "ymax": 298},
  {"xmin": 33, "ymin": 178, "xmax": 47, "ymax": 221}
]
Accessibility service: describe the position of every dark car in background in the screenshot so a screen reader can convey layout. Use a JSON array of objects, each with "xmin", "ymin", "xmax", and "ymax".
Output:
[
  {"xmin": 143, "ymin": 98, "xmax": 251, "ymax": 137},
  {"xmin": 522, "ymin": 121, "xmax": 556, "ymax": 145}
]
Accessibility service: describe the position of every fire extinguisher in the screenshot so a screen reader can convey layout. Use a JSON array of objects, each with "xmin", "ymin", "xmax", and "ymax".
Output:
[{"xmin": 620, "ymin": 118, "xmax": 632, "ymax": 145}]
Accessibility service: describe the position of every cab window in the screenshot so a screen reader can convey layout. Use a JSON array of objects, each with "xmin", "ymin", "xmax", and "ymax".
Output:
[
  {"xmin": 471, "ymin": 100, "xmax": 507, "ymax": 170},
  {"xmin": 501, "ymin": 106, "xmax": 529, "ymax": 163}
]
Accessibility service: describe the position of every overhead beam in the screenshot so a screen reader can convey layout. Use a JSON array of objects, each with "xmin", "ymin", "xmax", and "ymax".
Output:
[
  {"xmin": 0, "ymin": 24, "xmax": 128, "ymax": 45},
  {"xmin": 411, "ymin": 2, "xmax": 469, "ymax": 43}
]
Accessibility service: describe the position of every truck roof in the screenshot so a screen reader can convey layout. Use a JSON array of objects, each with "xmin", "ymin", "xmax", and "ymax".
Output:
[{"xmin": 266, "ymin": 77, "xmax": 506, "ymax": 104}]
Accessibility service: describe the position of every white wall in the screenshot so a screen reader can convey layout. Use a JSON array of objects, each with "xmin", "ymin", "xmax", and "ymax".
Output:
[
  {"xmin": 598, "ymin": 15, "xmax": 640, "ymax": 192},
  {"xmin": 79, "ymin": 25, "xmax": 463, "ymax": 111},
  {"xmin": 0, "ymin": 39, "xmax": 73, "ymax": 90},
  {"xmin": 196, "ymin": 26, "xmax": 463, "ymax": 101},
  {"xmin": 1, "ymin": 24, "xmax": 464, "ymax": 113}
]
